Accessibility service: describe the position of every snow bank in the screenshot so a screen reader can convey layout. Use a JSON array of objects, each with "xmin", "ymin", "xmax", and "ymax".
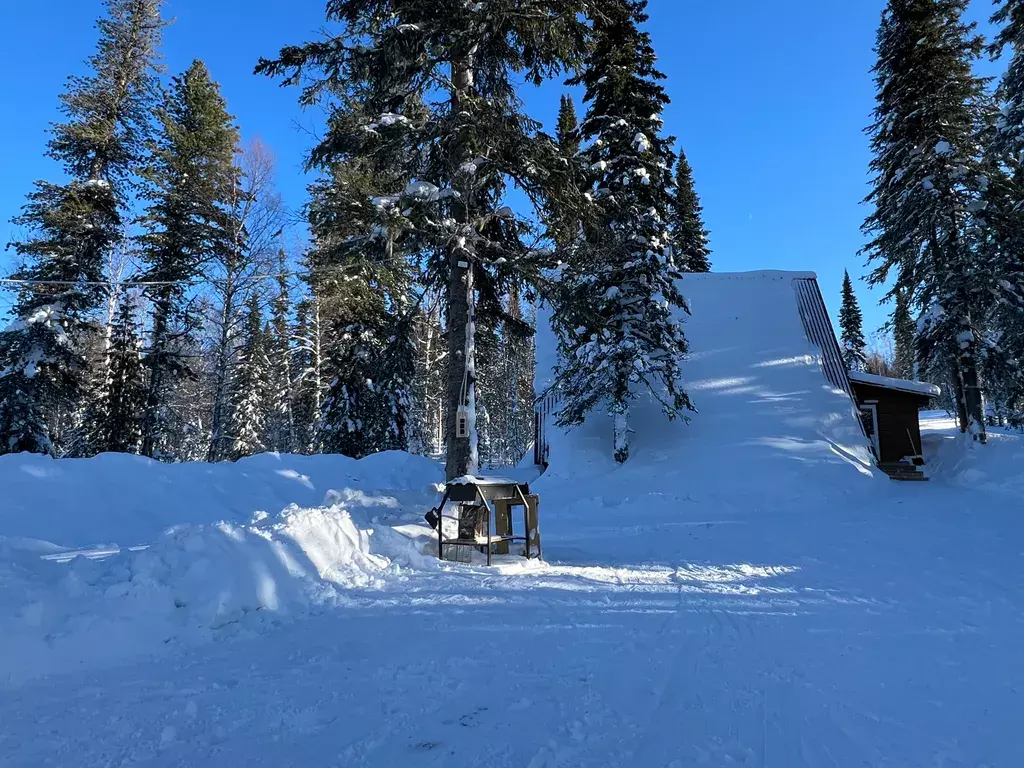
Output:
[
  {"xmin": 920, "ymin": 411, "xmax": 1024, "ymax": 495},
  {"xmin": 0, "ymin": 451, "xmax": 444, "ymax": 683},
  {"xmin": 0, "ymin": 450, "xmax": 441, "ymax": 549}
]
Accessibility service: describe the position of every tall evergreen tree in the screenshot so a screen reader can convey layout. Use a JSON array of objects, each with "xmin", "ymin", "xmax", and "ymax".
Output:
[
  {"xmin": 862, "ymin": 0, "xmax": 991, "ymax": 441},
  {"xmin": 138, "ymin": 60, "xmax": 239, "ymax": 458},
  {"xmin": 0, "ymin": 0, "xmax": 165, "ymax": 456},
  {"xmin": 258, "ymin": 0, "xmax": 593, "ymax": 479},
  {"xmin": 839, "ymin": 270, "xmax": 868, "ymax": 371},
  {"xmin": 668, "ymin": 151, "xmax": 712, "ymax": 273},
  {"xmin": 893, "ymin": 288, "xmax": 917, "ymax": 380},
  {"xmin": 545, "ymin": 94, "xmax": 585, "ymax": 250},
  {"xmin": 552, "ymin": 0, "xmax": 693, "ymax": 464},
  {"xmin": 303, "ymin": 154, "xmax": 416, "ymax": 458},
  {"xmin": 316, "ymin": 276, "xmax": 415, "ymax": 459},
  {"xmin": 228, "ymin": 294, "xmax": 269, "ymax": 459},
  {"xmin": 992, "ymin": 1, "xmax": 1024, "ymax": 166},
  {"xmin": 557, "ymin": 95, "xmax": 581, "ymax": 159},
  {"xmin": 986, "ymin": 1, "xmax": 1024, "ymax": 418},
  {"xmin": 93, "ymin": 296, "xmax": 146, "ymax": 453}
]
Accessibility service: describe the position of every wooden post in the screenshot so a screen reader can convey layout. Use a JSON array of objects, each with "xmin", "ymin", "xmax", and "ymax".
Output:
[
  {"xmin": 525, "ymin": 494, "xmax": 541, "ymax": 560},
  {"xmin": 492, "ymin": 499, "xmax": 512, "ymax": 555}
]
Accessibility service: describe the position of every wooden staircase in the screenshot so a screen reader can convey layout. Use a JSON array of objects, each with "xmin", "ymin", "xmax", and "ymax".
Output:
[{"xmin": 878, "ymin": 461, "xmax": 928, "ymax": 482}]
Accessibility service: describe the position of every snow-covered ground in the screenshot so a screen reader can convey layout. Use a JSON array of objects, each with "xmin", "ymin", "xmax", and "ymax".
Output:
[{"xmin": 2, "ymin": 273, "xmax": 1023, "ymax": 766}]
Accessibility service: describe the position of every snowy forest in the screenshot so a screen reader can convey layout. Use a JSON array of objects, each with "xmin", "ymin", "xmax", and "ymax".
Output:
[
  {"xmin": 0, "ymin": 0, "xmax": 711, "ymax": 476},
  {"xmin": 838, "ymin": 0, "xmax": 1024, "ymax": 442},
  {"xmin": 4, "ymin": 0, "xmax": 1024, "ymax": 473}
]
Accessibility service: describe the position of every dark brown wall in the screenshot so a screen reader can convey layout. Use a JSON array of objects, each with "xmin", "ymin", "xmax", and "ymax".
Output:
[{"xmin": 853, "ymin": 383, "xmax": 928, "ymax": 463}]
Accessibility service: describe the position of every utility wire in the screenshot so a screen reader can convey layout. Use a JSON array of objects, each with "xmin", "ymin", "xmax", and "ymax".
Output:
[{"xmin": 0, "ymin": 272, "xmax": 299, "ymax": 288}]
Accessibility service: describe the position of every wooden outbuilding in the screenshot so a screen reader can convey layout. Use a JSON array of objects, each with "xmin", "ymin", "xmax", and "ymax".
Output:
[{"xmin": 848, "ymin": 371, "xmax": 940, "ymax": 481}]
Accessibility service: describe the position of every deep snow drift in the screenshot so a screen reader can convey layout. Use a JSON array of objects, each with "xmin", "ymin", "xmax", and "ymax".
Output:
[
  {"xmin": 0, "ymin": 451, "xmax": 444, "ymax": 682},
  {"xmin": 0, "ymin": 449, "xmax": 441, "ymax": 548},
  {"xmin": 2, "ymin": 273, "xmax": 1023, "ymax": 767}
]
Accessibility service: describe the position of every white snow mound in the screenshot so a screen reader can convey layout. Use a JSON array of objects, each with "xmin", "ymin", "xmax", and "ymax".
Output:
[
  {"xmin": 0, "ymin": 451, "xmax": 444, "ymax": 682},
  {"xmin": 0, "ymin": 449, "xmax": 441, "ymax": 549}
]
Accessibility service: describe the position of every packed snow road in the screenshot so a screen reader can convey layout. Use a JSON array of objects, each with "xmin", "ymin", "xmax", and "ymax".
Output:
[{"xmin": 3, "ymin": 434, "xmax": 1022, "ymax": 767}]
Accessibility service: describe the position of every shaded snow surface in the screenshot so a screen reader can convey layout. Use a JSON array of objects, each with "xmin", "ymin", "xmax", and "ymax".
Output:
[{"xmin": 3, "ymin": 274, "xmax": 1024, "ymax": 766}]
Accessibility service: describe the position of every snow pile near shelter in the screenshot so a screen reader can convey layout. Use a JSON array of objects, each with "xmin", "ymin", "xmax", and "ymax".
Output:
[
  {"xmin": 921, "ymin": 411, "xmax": 1024, "ymax": 495},
  {"xmin": 0, "ymin": 451, "xmax": 443, "ymax": 683},
  {"xmin": 536, "ymin": 271, "xmax": 877, "ymax": 507},
  {"xmin": 0, "ymin": 450, "xmax": 440, "ymax": 549}
]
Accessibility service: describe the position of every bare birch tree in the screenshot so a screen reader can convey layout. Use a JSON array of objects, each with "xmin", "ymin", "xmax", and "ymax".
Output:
[{"xmin": 205, "ymin": 138, "xmax": 287, "ymax": 461}]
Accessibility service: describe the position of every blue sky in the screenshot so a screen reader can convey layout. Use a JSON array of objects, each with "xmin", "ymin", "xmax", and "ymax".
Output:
[{"xmin": 0, "ymin": 0, "xmax": 1005, "ymax": 340}]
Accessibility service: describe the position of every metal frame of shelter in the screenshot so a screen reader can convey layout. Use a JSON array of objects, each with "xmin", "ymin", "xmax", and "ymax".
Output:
[{"xmin": 435, "ymin": 479, "xmax": 540, "ymax": 566}]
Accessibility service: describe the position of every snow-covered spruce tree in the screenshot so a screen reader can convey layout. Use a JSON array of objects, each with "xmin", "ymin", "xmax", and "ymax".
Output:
[
  {"xmin": 545, "ymin": 94, "xmax": 586, "ymax": 251},
  {"xmin": 839, "ymin": 270, "xmax": 868, "ymax": 371},
  {"xmin": 0, "ymin": 0, "xmax": 164, "ymax": 456},
  {"xmin": 228, "ymin": 294, "xmax": 269, "ymax": 460},
  {"xmin": 552, "ymin": 0, "xmax": 693, "ymax": 464},
  {"xmin": 138, "ymin": 60, "xmax": 239, "ymax": 459},
  {"xmin": 92, "ymin": 296, "xmax": 146, "ymax": 453},
  {"xmin": 317, "ymin": 292, "xmax": 416, "ymax": 459},
  {"xmin": 669, "ymin": 151, "xmax": 712, "ymax": 273},
  {"xmin": 992, "ymin": 1, "xmax": 1024, "ymax": 166},
  {"xmin": 263, "ymin": 256, "xmax": 294, "ymax": 452},
  {"xmin": 985, "ymin": 1, "xmax": 1024, "ymax": 419},
  {"xmin": 304, "ymin": 155, "xmax": 416, "ymax": 459},
  {"xmin": 258, "ymin": 0, "xmax": 592, "ymax": 479},
  {"xmin": 557, "ymin": 95, "xmax": 581, "ymax": 160},
  {"xmin": 862, "ymin": 0, "xmax": 992, "ymax": 442},
  {"xmin": 290, "ymin": 289, "xmax": 328, "ymax": 454},
  {"xmin": 893, "ymin": 288, "xmax": 917, "ymax": 380}
]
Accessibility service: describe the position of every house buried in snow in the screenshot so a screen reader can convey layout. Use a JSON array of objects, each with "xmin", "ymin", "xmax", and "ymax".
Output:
[{"xmin": 534, "ymin": 271, "xmax": 939, "ymax": 482}]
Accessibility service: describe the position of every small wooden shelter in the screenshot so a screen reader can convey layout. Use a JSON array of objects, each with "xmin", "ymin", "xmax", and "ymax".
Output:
[
  {"xmin": 849, "ymin": 371, "xmax": 939, "ymax": 480},
  {"xmin": 429, "ymin": 477, "xmax": 541, "ymax": 565}
]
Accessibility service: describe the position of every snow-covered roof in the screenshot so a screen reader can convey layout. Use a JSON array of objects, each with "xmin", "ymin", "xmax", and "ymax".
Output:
[
  {"xmin": 449, "ymin": 475, "xmax": 520, "ymax": 486},
  {"xmin": 848, "ymin": 371, "xmax": 941, "ymax": 398}
]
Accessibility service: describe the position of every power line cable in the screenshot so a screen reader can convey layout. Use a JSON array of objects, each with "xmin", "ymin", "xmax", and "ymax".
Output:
[{"xmin": 0, "ymin": 272, "xmax": 299, "ymax": 288}]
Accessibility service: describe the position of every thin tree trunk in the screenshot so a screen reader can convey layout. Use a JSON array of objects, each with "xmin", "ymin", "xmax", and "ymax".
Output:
[
  {"xmin": 613, "ymin": 403, "xmax": 629, "ymax": 464},
  {"xmin": 951, "ymin": 364, "xmax": 969, "ymax": 434},
  {"xmin": 311, "ymin": 295, "xmax": 323, "ymax": 421}
]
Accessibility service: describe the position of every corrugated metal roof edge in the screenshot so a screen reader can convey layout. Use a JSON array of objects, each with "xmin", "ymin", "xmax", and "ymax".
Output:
[{"xmin": 679, "ymin": 270, "xmax": 819, "ymax": 281}]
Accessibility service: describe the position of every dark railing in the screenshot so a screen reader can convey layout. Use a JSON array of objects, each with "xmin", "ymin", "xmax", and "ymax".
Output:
[
  {"xmin": 793, "ymin": 277, "xmax": 857, "ymax": 400},
  {"xmin": 533, "ymin": 387, "xmax": 560, "ymax": 467}
]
